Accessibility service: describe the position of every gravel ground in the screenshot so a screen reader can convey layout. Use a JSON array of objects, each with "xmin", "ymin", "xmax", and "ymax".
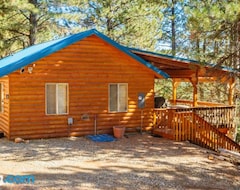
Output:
[{"xmin": 0, "ymin": 133, "xmax": 239, "ymax": 190}]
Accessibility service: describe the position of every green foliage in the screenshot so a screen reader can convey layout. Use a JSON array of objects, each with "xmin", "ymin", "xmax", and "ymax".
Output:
[
  {"xmin": 155, "ymin": 79, "xmax": 230, "ymax": 104},
  {"xmin": 158, "ymin": 0, "xmax": 189, "ymax": 56},
  {"xmin": 235, "ymin": 98, "xmax": 240, "ymax": 142},
  {"xmin": 83, "ymin": 0, "xmax": 164, "ymax": 50},
  {"xmin": 0, "ymin": 0, "xmax": 165, "ymax": 56},
  {"xmin": 177, "ymin": 82, "xmax": 193, "ymax": 100},
  {"xmin": 0, "ymin": 0, "xmax": 86, "ymax": 57},
  {"xmin": 154, "ymin": 79, "xmax": 172, "ymax": 99},
  {"xmin": 198, "ymin": 82, "xmax": 228, "ymax": 103},
  {"xmin": 155, "ymin": 79, "xmax": 193, "ymax": 101},
  {"xmin": 0, "ymin": 0, "xmax": 34, "ymax": 56},
  {"xmin": 186, "ymin": 1, "xmax": 240, "ymax": 70}
]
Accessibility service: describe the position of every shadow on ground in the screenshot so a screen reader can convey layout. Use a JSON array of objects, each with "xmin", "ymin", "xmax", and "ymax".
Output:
[{"xmin": 0, "ymin": 134, "xmax": 239, "ymax": 190}]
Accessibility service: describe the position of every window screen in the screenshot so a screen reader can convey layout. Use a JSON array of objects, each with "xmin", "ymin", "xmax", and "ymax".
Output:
[
  {"xmin": 46, "ymin": 83, "xmax": 68, "ymax": 115},
  {"xmin": 109, "ymin": 83, "xmax": 128, "ymax": 112}
]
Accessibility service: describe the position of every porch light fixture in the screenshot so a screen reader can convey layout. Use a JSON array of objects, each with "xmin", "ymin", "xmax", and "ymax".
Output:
[{"xmin": 28, "ymin": 67, "xmax": 33, "ymax": 74}]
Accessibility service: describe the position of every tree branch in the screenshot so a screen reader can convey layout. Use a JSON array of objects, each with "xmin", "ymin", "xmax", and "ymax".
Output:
[
  {"xmin": 19, "ymin": 10, "xmax": 30, "ymax": 20},
  {"xmin": 7, "ymin": 29, "xmax": 29, "ymax": 37}
]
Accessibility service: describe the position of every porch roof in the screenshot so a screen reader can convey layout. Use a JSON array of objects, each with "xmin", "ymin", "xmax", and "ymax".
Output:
[{"xmin": 130, "ymin": 48, "xmax": 236, "ymax": 82}]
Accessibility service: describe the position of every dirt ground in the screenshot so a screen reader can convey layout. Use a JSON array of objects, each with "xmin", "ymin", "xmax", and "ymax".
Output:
[{"xmin": 0, "ymin": 133, "xmax": 239, "ymax": 190}]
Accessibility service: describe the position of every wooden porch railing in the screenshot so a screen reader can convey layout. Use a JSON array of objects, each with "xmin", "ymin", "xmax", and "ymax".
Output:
[
  {"xmin": 169, "ymin": 99, "xmax": 226, "ymax": 107},
  {"xmin": 153, "ymin": 106, "xmax": 240, "ymax": 152}
]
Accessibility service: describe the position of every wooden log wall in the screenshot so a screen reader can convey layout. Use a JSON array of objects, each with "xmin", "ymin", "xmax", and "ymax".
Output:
[
  {"xmin": 8, "ymin": 35, "xmax": 155, "ymax": 140},
  {"xmin": 0, "ymin": 76, "xmax": 10, "ymax": 138}
]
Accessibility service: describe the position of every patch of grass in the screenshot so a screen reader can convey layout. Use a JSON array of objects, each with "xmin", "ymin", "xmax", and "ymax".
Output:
[{"xmin": 236, "ymin": 126, "xmax": 240, "ymax": 143}]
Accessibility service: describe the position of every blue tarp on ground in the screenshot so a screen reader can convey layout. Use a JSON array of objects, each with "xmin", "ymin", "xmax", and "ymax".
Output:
[{"xmin": 87, "ymin": 134, "xmax": 116, "ymax": 142}]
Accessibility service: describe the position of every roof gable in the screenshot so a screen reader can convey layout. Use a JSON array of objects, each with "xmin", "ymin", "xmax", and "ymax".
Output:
[{"xmin": 0, "ymin": 29, "xmax": 169, "ymax": 78}]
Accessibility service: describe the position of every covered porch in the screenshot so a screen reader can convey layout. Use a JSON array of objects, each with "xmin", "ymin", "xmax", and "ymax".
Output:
[{"xmin": 131, "ymin": 49, "xmax": 240, "ymax": 152}]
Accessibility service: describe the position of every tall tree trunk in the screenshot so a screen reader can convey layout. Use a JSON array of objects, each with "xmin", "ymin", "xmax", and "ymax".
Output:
[
  {"xmin": 29, "ymin": 0, "xmax": 38, "ymax": 45},
  {"xmin": 171, "ymin": 0, "xmax": 176, "ymax": 56},
  {"xmin": 238, "ymin": 20, "xmax": 240, "ymax": 69},
  {"xmin": 196, "ymin": 37, "xmax": 200, "ymax": 61},
  {"xmin": 29, "ymin": 12, "xmax": 37, "ymax": 45}
]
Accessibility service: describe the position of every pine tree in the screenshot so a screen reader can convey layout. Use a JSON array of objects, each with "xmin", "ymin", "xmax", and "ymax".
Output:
[
  {"xmin": 187, "ymin": 0, "xmax": 240, "ymax": 71},
  {"xmin": 185, "ymin": 1, "xmax": 240, "ymax": 104},
  {"xmin": 0, "ymin": 0, "xmax": 34, "ymax": 57},
  {"xmin": 0, "ymin": 0, "xmax": 86, "ymax": 57},
  {"xmin": 80, "ymin": 0, "xmax": 164, "ymax": 50},
  {"xmin": 157, "ymin": 0, "xmax": 189, "ymax": 56}
]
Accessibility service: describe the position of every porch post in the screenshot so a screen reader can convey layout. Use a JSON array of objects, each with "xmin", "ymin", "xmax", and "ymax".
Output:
[
  {"xmin": 190, "ymin": 73, "xmax": 198, "ymax": 107},
  {"xmin": 192, "ymin": 82, "xmax": 198, "ymax": 107},
  {"xmin": 172, "ymin": 79, "xmax": 179, "ymax": 105},
  {"xmin": 228, "ymin": 77, "xmax": 235, "ymax": 105}
]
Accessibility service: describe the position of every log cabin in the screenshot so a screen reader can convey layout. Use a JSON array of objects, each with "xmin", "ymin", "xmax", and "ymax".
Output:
[
  {"xmin": 0, "ymin": 29, "xmax": 168, "ymax": 140},
  {"xmin": 0, "ymin": 29, "xmax": 239, "ymax": 153}
]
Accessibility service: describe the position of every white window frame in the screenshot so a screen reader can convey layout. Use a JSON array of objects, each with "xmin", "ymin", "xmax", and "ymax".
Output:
[
  {"xmin": 109, "ymin": 83, "xmax": 128, "ymax": 113},
  {"xmin": 0, "ymin": 83, "xmax": 3, "ymax": 113},
  {"xmin": 45, "ymin": 83, "xmax": 69, "ymax": 115}
]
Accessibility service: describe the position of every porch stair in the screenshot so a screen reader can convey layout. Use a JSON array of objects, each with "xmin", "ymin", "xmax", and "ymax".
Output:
[
  {"xmin": 191, "ymin": 114, "xmax": 240, "ymax": 152},
  {"xmin": 153, "ymin": 109, "xmax": 240, "ymax": 153},
  {"xmin": 153, "ymin": 128, "xmax": 175, "ymax": 140}
]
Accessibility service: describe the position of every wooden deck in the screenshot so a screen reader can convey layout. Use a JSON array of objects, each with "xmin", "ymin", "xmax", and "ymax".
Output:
[{"xmin": 153, "ymin": 104, "xmax": 240, "ymax": 153}]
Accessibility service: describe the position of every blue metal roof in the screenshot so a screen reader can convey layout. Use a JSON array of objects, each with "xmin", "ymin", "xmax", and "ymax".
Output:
[
  {"xmin": 129, "ymin": 47, "xmax": 238, "ymax": 74},
  {"xmin": 129, "ymin": 47, "xmax": 199, "ymax": 64},
  {"xmin": 0, "ymin": 29, "xmax": 169, "ymax": 78}
]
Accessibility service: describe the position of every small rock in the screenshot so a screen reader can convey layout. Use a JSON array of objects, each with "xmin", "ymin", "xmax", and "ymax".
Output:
[
  {"xmin": 208, "ymin": 155, "xmax": 214, "ymax": 160},
  {"xmin": 15, "ymin": 137, "xmax": 25, "ymax": 143}
]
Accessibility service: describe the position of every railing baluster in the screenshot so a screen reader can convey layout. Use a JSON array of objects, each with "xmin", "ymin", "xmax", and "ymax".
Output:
[{"xmin": 153, "ymin": 106, "xmax": 240, "ymax": 153}]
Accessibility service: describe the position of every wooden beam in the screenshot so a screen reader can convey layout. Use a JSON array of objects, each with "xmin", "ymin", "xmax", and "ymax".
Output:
[
  {"xmin": 198, "ymin": 77, "xmax": 219, "ymax": 82},
  {"xmin": 173, "ymin": 78, "xmax": 191, "ymax": 82},
  {"xmin": 164, "ymin": 69, "xmax": 195, "ymax": 78}
]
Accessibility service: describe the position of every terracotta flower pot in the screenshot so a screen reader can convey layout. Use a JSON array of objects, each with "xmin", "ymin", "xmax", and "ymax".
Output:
[
  {"xmin": 218, "ymin": 128, "xmax": 228, "ymax": 134},
  {"xmin": 113, "ymin": 126, "xmax": 125, "ymax": 138}
]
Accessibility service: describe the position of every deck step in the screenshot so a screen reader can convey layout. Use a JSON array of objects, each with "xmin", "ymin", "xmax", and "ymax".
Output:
[{"xmin": 152, "ymin": 128, "xmax": 175, "ymax": 140}]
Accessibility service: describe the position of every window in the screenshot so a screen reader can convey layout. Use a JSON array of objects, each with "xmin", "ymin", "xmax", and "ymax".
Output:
[
  {"xmin": 0, "ymin": 83, "xmax": 3, "ymax": 113},
  {"xmin": 109, "ymin": 83, "xmax": 128, "ymax": 112},
  {"xmin": 46, "ymin": 83, "xmax": 68, "ymax": 115}
]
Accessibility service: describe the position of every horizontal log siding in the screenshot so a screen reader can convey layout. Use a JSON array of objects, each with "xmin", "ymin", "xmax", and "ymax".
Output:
[
  {"xmin": 8, "ymin": 35, "xmax": 155, "ymax": 139},
  {"xmin": 0, "ymin": 76, "xmax": 10, "ymax": 138}
]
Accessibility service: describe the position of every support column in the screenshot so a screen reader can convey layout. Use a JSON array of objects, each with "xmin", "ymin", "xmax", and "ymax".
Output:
[
  {"xmin": 192, "ymin": 82, "xmax": 198, "ymax": 107},
  {"xmin": 190, "ymin": 72, "xmax": 199, "ymax": 107},
  {"xmin": 172, "ymin": 79, "xmax": 179, "ymax": 105},
  {"xmin": 228, "ymin": 77, "xmax": 235, "ymax": 105}
]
